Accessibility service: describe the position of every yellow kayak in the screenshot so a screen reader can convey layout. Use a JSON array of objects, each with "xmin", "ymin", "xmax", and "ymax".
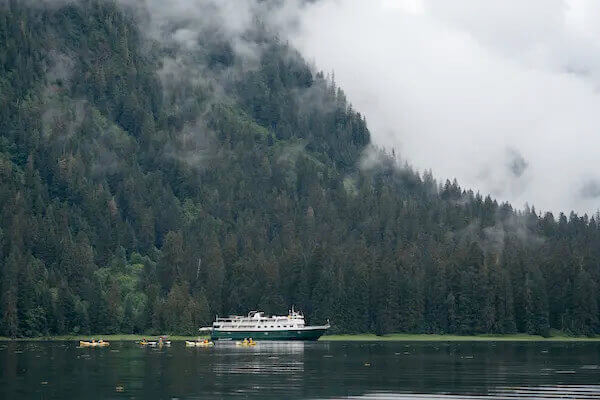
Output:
[
  {"xmin": 186, "ymin": 341, "xmax": 214, "ymax": 347},
  {"xmin": 79, "ymin": 340, "xmax": 109, "ymax": 347},
  {"xmin": 140, "ymin": 337, "xmax": 170, "ymax": 347},
  {"xmin": 235, "ymin": 341, "xmax": 257, "ymax": 346}
]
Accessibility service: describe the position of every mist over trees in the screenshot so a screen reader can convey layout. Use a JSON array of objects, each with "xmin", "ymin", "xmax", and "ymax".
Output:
[{"xmin": 1, "ymin": 0, "xmax": 599, "ymax": 337}]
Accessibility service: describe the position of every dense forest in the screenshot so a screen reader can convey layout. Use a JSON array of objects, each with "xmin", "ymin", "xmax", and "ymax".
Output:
[{"xmin": 1, "ymin": 0, "xmax": 599, "ymax": 338}]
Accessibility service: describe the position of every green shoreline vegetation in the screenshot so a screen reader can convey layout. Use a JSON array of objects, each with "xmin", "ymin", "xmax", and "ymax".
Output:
[{"xmin": 321, "ymin": 333, "xmax": 600, "ymax": 342}]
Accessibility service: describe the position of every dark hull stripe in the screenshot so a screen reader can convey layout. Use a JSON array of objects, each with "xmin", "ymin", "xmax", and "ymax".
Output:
[{"xmin": 211, "ymin": 328, "xmax": 327, "ymax": 341}]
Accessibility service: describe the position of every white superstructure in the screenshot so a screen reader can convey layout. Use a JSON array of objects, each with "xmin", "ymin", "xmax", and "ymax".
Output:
[{"xmin": 213, "ymin": 309, "xmax": 306, "ymax": 331}]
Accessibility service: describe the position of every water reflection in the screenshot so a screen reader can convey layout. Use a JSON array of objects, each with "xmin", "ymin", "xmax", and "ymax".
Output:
[
  {"xmin": 215, "ymin": 340, "xmax": 311, "ymax": 354},
  {"xmin": 213, "ymin": 341, "xmax": 308, "ymax": 376}
]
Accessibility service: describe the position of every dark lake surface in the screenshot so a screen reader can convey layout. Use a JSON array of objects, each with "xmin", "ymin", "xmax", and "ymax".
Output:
[{"xmin": 1, "ymin": 341, "xmax": 600, "ymax": 399}]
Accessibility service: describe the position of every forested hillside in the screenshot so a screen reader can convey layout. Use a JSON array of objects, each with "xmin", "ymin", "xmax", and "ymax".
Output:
[{"xmin": 1, "ymin": 0, "xmax": 599, "ymax": 338}]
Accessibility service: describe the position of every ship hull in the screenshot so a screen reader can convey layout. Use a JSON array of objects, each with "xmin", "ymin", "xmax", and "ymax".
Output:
[{"xmin": 211, "ymin": 327, "xmax": 327, "ymax": 341}]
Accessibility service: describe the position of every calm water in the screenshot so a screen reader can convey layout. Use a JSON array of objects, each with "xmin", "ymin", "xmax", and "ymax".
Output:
[{"xmin": 1, "ymin": 341, "xmax": 600, "ymax": 399}]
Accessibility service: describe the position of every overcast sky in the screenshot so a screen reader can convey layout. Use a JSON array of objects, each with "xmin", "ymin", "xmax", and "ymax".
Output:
[{"xmin": 285, "ymin": 0, "xmax": 600, "ymax": 215}]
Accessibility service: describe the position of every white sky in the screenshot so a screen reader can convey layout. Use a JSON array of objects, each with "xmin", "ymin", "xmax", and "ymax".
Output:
[{"xmin": 287, "ymin": 0, "xmax": 600, "ymax": 215}]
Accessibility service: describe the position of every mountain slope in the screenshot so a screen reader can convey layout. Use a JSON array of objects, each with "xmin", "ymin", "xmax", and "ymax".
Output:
[{"xmin": 1, "ymin": 0, "xmax": 599, "ymax": 337}]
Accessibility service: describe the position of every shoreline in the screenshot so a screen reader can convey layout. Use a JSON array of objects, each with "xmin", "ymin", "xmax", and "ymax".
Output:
[
  {"xmin": 320, "ymin": 333, "xmax": 600, "ymax": 342},
  {"xmin": 1, "ymin": 333, "xmax": 600, "ymax": 342},
  {"xmin": 0, "ymin": 334, "xmax": 205, "ymax": 342}
]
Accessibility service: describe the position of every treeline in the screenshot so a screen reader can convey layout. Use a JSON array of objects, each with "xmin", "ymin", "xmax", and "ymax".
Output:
[{"xmin": 0, "ymin": 0, "xmax": 598, "ymax": 338}]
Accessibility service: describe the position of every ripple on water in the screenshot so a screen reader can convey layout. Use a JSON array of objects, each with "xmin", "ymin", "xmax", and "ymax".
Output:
[
  {"xmin": 581, "ymin": 365, "xmax": 600, "ymax": 370},
  {"xmin": 343, "ymin": 385, "xmax": 600, "ymax": 399}
]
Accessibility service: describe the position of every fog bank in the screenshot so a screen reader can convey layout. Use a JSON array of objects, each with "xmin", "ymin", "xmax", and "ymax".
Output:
[{"xmin": 288, "ymin": 0, "xmax": 600, "ymax": 215}]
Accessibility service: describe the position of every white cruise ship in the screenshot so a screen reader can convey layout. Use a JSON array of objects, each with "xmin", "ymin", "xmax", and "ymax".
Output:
[{"xmin": 200, "ymin": 308, "xmax": 330, "ymax": 341}]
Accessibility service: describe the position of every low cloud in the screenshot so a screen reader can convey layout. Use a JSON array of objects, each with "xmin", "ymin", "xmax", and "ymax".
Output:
[
  {"xmin": 286, "ymin": 0, "xmax": 600, "ymax": 214},
  {"xmin": 506, "ymin": 148, "xmax": 528, "ymax": 178},
  {"xmin": 580, "ymin": 179, "xmax": 600, "ymax": 199}
]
